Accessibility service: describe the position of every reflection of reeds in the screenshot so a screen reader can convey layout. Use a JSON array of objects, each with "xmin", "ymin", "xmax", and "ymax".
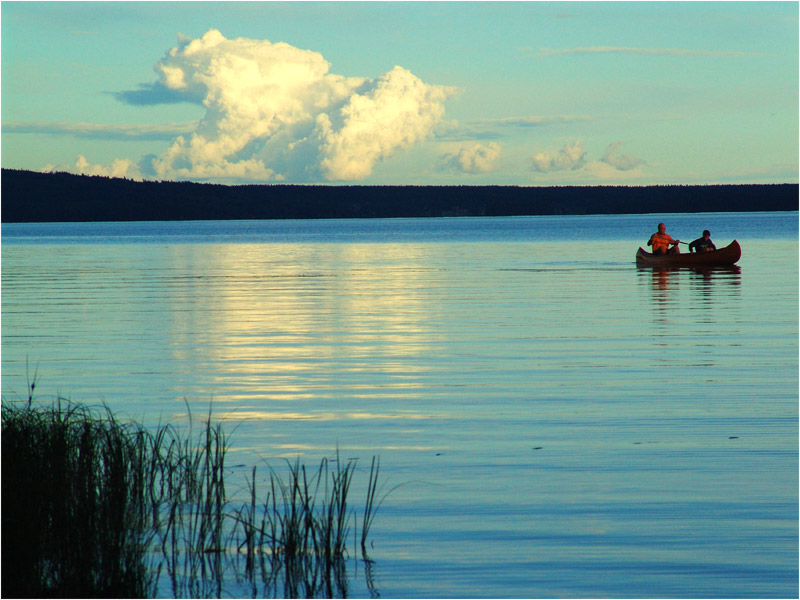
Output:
[
  {"xmin": 2, "ymin": 397, "xmax": 384, "ymax": 598},
  {"xmin": 229, "ymin": 455, "xmax": 356, "ymax": 597}
]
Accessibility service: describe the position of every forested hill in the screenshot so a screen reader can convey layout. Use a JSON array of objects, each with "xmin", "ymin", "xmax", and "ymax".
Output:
[{"xmin": 2, "ymin": 169, "xmax": 797, "ymax": 223}]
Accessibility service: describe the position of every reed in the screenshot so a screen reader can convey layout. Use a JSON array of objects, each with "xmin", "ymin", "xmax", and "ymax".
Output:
[
  {"xmin": 1, "ymin": 399, "xmax": 156, "ymax": 597},
  {"xmin": 2, "ymin": 397, "xmax": 385, "ymax": 598},
  {"xmin": 226, "ymin": 454, "xmax": 359, "ymax": 597}
]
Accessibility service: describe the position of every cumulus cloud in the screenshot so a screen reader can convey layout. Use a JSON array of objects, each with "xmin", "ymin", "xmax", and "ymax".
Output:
[
  {"xmin": 601, "ymin": 141, "xmax": 645, "ymax": 171},
  {"xmin": 528, "ymin": 140, "xmax": 647, "ymax": 180},
  {"xmin": 531, "ymin": 141, "xmax": 586, "ymax": 172},
  {"xmin": 43, "ymin": 155, "xmax": 143, "ymax": 179},
  {"xmin": 441, "ymin": 142, "xmax": 502, "ymax": 174},
  {"xmin": 314, "ymin": 66, "xmax": 454, "ymax": 180},
  {"xmin": 104, "ymin": 29, "xmax": 456, "ymax": 182}
]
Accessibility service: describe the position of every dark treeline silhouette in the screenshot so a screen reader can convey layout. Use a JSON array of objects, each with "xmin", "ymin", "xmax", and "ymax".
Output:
[{"xmin": 2, "ymin": 169, "xmax": 797, "ymax": 223}]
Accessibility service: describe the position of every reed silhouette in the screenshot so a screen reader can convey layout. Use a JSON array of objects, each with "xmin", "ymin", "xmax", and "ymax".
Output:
[{"xmin": 2, "ymin": 395, "xmax": 384, "ymax": 598}]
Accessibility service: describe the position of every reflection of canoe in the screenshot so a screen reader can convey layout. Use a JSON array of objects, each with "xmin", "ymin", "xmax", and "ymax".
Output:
[{"xmin": 635, "ymin": 240, "xmax": 741, "ymax": 267}]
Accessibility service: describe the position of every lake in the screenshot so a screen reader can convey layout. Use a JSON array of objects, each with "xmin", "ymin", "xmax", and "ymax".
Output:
[{"xmin": 2, "ymin": 212, "xmax": 798, "ymax": 598}]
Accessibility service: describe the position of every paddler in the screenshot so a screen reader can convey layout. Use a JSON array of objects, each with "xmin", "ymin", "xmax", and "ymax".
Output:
[
  {"xmin": 688, "ymin": 230, "xmax": 717, "ymax": 253},
  {"xmin": 647, "ymin": 223, "xmax": 681, "ymax": 255}
]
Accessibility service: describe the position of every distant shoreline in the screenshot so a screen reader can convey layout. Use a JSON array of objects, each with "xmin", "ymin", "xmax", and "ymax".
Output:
[{"xmin": 2, "ymin": 169, "xmax": 797, "ymax": 223}]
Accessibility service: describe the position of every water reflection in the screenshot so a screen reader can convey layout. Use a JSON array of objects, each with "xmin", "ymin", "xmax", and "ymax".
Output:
[
  {"xmin": 164, "ymin": 242, "xmax": 441, "ymax": 411},
  {"xmin": 639, "ymin": 265, "xmax": 742, "ymax": 306},
  {"xmin": 637, "ymin": 265, "xmax": 744, "ymax": 366}
]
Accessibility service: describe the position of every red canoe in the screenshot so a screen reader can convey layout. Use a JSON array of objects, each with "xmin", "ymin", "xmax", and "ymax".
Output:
[{"xmin": 635, "ymin": 240, "xmax": 741, "ymax": 267}]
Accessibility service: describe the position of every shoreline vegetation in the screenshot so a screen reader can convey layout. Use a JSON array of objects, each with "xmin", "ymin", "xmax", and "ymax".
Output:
[
  {"xmin": 1, "ymin": 396, "xmax": 384, "ymax": 598},
  {"xmin": 2, "ymin": 169, "xmax": 797, "ymax": 223}
]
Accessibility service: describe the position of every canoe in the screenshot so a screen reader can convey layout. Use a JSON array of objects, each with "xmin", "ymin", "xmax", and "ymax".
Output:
[{"xmin": 635, "ymin": 240, "xmax": 741, "ymax": 267}]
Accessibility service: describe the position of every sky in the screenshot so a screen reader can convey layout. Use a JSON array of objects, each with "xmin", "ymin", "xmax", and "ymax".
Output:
[{"xmin": 2, "ymin": 1, "xmax": 798, "ymax": 186}]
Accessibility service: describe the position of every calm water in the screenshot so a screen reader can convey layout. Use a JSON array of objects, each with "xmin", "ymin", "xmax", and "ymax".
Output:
[{"xmin": 2, "ymin": 212, "xmax": 798, "ymax": 598}]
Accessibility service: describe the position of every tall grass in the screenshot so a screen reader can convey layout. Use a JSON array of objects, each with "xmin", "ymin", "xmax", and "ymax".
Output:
[
  {"xmin": 227, "ymin": 452, "xmax": 384, "ymax": 598},
  {"xmin": 2, "ymin": 398, "xmax": 386, "ymax": 598},
  {"xmin": 2, "ymin": 400, "xmax": 156, "ymax": 597}
]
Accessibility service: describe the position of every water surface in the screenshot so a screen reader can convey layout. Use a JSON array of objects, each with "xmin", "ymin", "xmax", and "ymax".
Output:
[{"xmin": 3, "ymin": 213, "xmax": 797, "ymax": 598}]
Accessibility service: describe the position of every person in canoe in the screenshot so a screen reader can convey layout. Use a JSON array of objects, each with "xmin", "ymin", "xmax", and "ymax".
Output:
[
  {"xmin": 688, "ymin": 230, "xmax": 717, "ymax": 253},
  {"xmin": 647, "ymin": 223, "xmax": 681, "ymax": 254}
]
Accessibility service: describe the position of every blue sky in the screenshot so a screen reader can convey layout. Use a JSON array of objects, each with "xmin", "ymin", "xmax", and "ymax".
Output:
[{"xmin": 2, "ymin": 1, "xmax": 797, "ymax": 185}]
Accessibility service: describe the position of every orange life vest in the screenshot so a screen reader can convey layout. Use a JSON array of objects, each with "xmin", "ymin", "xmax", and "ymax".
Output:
[{"xmin": 649, "ymin": 232, "xmax": 675, "ymax": 253}]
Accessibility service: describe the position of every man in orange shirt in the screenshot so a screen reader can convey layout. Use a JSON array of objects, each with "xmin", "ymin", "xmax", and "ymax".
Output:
[{"xmin": 647, "ymin": 223, "xmax": 681, "ymax": 254}]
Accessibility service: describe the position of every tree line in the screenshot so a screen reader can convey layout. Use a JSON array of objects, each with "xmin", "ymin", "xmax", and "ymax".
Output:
[{"xmin": 2, "ymin": 168, "xmax": 797, "ymax": 222}]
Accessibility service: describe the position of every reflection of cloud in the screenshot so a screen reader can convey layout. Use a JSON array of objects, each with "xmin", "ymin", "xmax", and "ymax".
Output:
[
  {"xmin": 266, "ymin": 443, "xmax": 446, "ymax": 458},
  {"xmin": 165, "ymin": 242, "xmax": 440, "ymax": 405},
  {"xmin": 220, "ymin": 411, "xmax": 444, "ymax": 421},
  {"xmin": 529, "ymin": 46, "xmax": 768, "ymax": 58}
]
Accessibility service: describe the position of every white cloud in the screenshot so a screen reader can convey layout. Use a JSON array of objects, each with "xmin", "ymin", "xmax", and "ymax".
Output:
[
  {"xmin": 441, "ymin": 142, "xmax": 502, "ymax": 174},
  {"xmin": 144, "ymin": 29, "xmax": 360, "ymax": 181},
  {"xmin": 314, "ymin": 66, "xmax": 455, "ymax": 180},
  {"xmin": 529, "ymin": 140, "xmax": 647, "ymax": 181},
  {"xmin": 581, "ymin": 160, "xmax": 643, "ymax": 182},
  {"xmin": 531, "ymin": 141, "xmax": 586, "ymax": 172},
  {"xmin": 601, "ymin": 141, "xmax": 645, "ymax": 171},
  {"xmin": 43, "ymin": 155, "xmax": 143, "ymax": 179},
  {"xmin": 34, "ymin": 29, "xmax": 453, "ymax": 183},
  {"xmin": 107, "ymin": 29, "xmax": 454, "ymax": 182}
]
